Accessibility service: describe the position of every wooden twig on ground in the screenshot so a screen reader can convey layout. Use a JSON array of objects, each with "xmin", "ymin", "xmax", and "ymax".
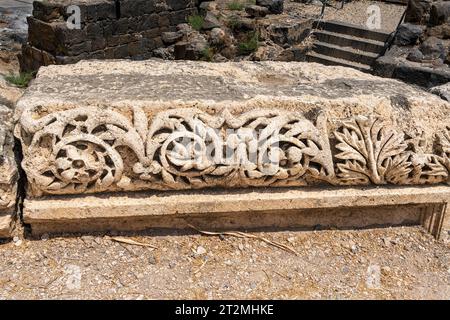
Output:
[
  {"xmin": 188, "ymin": 224, "xmax": 299, "ymax": 256},
  {"xmin": 194, "ymin": 260, "xmax": 208, "ymax": 274},
  {"xmin": 109, "ymin": 236, "xmax": 158, "ymax": 249}
]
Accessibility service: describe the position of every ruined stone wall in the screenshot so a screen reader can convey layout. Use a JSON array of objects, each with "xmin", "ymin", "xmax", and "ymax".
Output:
[{"xmin": 19, "ymin": 0, "xmax": 198, "ymax": 71}]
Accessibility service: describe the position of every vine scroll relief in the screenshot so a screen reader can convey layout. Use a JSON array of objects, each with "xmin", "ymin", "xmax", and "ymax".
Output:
[{"xmin": 17, "ymin": 106, "xmax": 450, "ymax": 196}]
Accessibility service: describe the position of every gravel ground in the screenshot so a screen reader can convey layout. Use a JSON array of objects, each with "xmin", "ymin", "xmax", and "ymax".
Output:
[{"xmin": 1, "ymin": 225, "xmax": 449, "ymax": 300}]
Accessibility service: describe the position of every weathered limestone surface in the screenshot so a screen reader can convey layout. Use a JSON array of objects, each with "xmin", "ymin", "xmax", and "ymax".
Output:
[
  {"xmin": 15, "ymin": 60, "xmax": 450, "ymax": 197},
  {"xmin": 0, "ymin": 78, "xmax": 23, "ymax": 109},
  {"xmin": 0, "ymin": 105, "xmax": 18, "ymax": 238}
]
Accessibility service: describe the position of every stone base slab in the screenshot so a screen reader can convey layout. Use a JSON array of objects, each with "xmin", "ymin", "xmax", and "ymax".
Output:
[
  {"xmin": 24, "ymin": 185, "xmax": 450, "ymax": 238},
  {"xmin": 0, "ymin": 211, "xmax": 14, "ymax": 239}
]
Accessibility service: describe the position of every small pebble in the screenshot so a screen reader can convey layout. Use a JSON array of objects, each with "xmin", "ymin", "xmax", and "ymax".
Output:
[
  {"xmin": 148, "ymin": 256, "xmax": 157, "ymax": 265},
  {"xmin": 196, "ymin": 246, "xmax": 207, "ymax": 255}
]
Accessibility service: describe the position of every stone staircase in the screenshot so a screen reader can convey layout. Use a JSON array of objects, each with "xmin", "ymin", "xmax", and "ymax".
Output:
[{"xmin": 307, "ymin": 20, "xmax": 393, "ymax": 72}]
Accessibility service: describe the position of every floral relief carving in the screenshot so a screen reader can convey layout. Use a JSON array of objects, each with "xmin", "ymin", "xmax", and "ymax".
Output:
[
  {"xmin": 334, "ymin": 116, "xmax": 409, "ymax": 185},
  {"xmin": 136, "ymin": 108, "xmax": 335, "ymax": 189},
  {"xmin": 17, "ymin": 106, "xmax": 450, "ymax": 196},
  {"xmin": 334, "ymin": 117, "xmax": 449, "ymax": 185},
  {"xmin": 18, "ymin": 107, "xmax": 147, "ymax": 195}
]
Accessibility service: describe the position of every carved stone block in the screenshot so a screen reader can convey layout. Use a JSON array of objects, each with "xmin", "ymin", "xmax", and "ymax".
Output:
[
  {"xmin": 15, "ymin": 60, "xmax": 450, "ymax": 197},
  {"xmin": 14, "ymin": 60, "xmax": 450, "ymax": 236}
]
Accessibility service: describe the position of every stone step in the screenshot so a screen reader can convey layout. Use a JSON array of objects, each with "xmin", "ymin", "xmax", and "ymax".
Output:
[
  {"xmin": 312, "ymin": 41, "xmax": 379, "ymax": 66},
  {"xmin": 383, "ymin": 0, "xmax": 409, "ymax": 5},
  {"xmin": 306, "ymin": 51, "xmax": 372, "ymax": 72},
  {"xmin": 314, "ymin": 20, "xmax": 392, "ymax": 43},
  {"xmin": 313, "ymin": 30, "xmax": 387, "ymax": 54}
]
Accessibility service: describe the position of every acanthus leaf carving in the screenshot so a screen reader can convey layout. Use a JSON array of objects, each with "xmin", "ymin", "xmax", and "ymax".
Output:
[
  {"xmin": 335, "ymin": 116, "xmax": 409, "ymax": 185},
  {"xmin": 335, "ymin": 117, "xmax": 449, "ymax": 185}
]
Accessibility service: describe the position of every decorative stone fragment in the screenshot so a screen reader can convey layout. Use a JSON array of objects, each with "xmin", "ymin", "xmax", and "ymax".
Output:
[
  {"xmin": 15, "ymin": 60, "xmax": 450, "ymax": 197},
  {"xmin": 0, "ymin": 105, "xmax": 18, "ymax": 238},
  {"xmin": 14, "ymin": 60, "xmax": 450, "ymax": 236}
]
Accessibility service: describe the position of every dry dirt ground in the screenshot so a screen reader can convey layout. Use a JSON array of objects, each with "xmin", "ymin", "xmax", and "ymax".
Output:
[{"xmin": 1, "ymin": 225, "xmax": 449, "ymax": 299}]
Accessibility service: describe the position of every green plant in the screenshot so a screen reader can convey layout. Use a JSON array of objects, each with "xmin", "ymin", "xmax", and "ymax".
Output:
[
  {"xmin": 238, "ymin": 32, "xmax": 259, "ymax": 55},
  {"xmin": 201, "ymin": 47, "xmax": 214, "ymax": 62},
  {"xmin": 227, "ymin": 1, "xmax": 245, "ymax": 11},
  {"xmin": 227, "ymin": 15, "xmax": 242, "ymax": 31},
  {"xmin": 4, "ymin": 72, "xmax": 34, "ymax": 88},
  {"xmin": 187, "ymin": 14, "xmax": 204, "ymax": 31}
]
